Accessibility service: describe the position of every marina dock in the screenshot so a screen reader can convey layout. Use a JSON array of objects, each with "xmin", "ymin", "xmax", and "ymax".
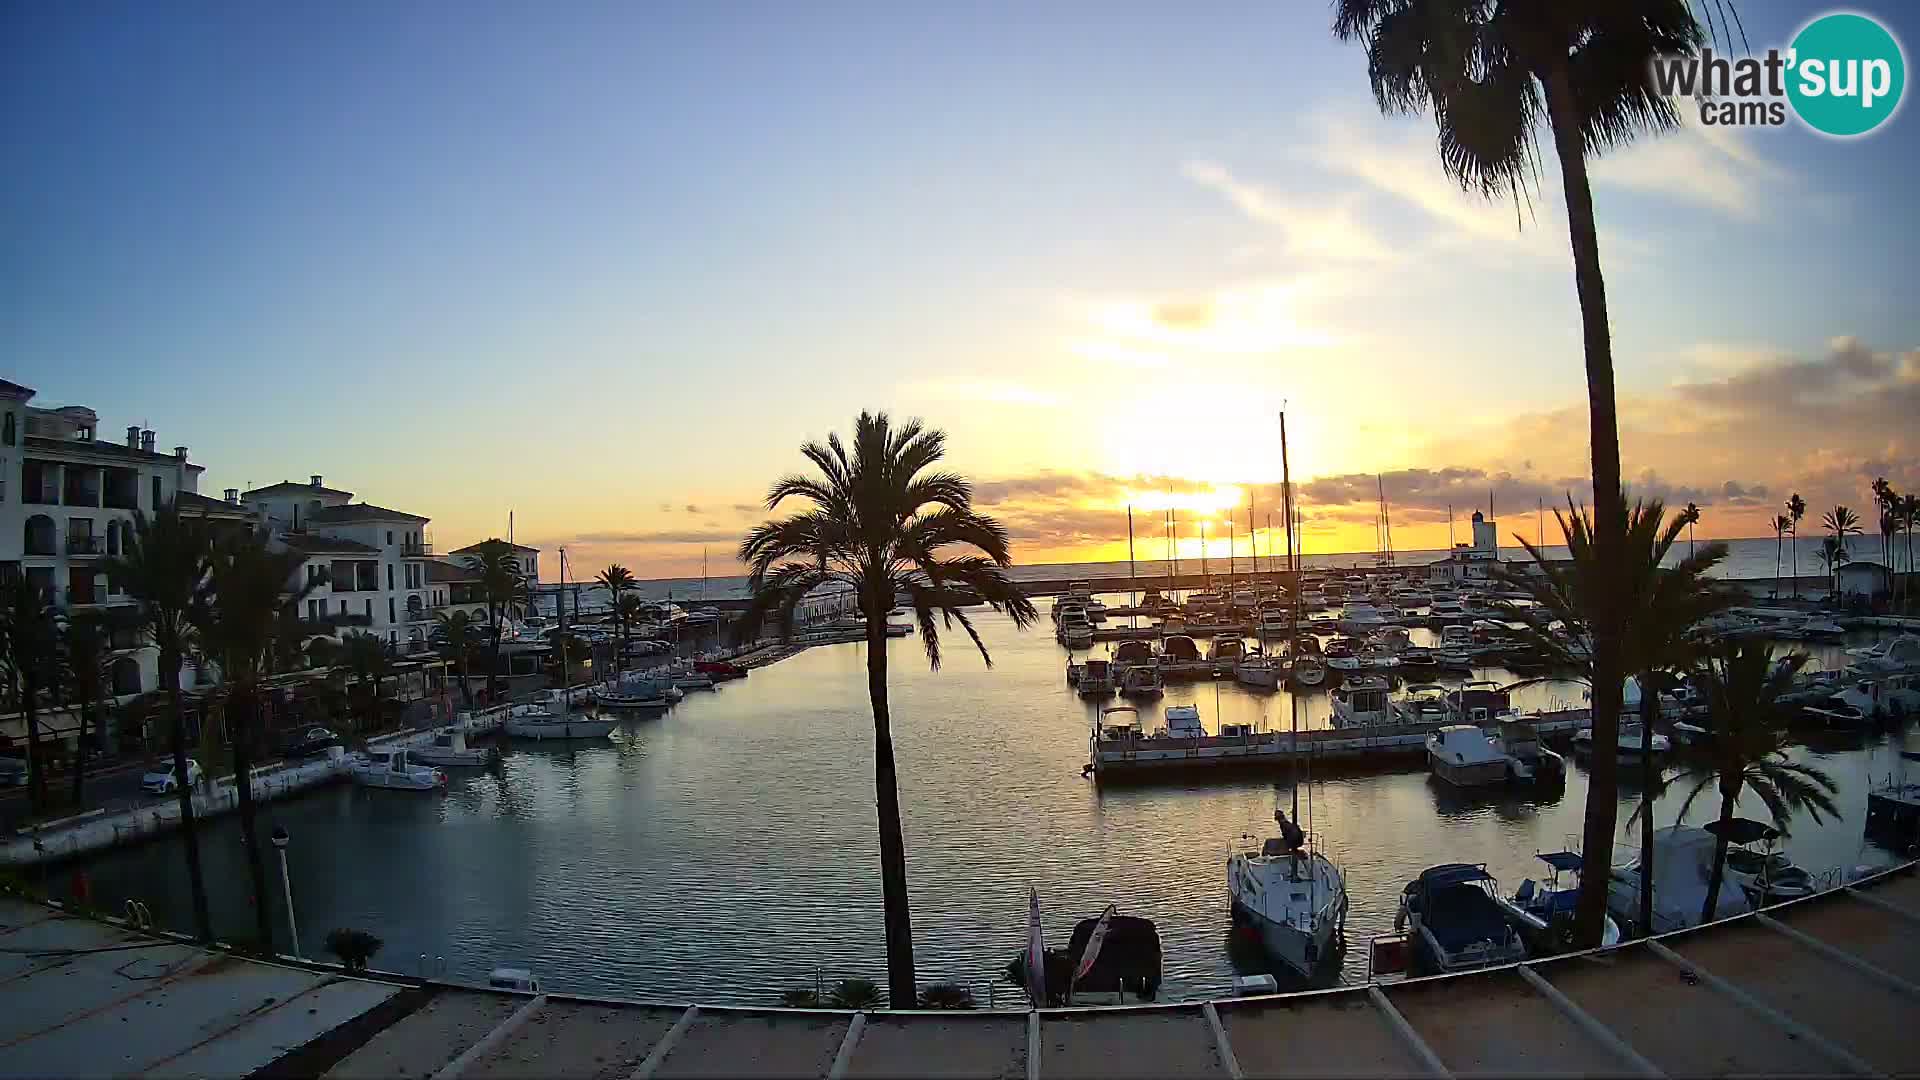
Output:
[{"xmin": 3, "ymin": 858, "xmax": 1915, "ymax": 1077}]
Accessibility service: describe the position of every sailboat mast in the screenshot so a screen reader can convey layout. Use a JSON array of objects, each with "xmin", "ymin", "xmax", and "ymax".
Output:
[
  {"xmin": 1249, "ymin": 500, "xmax": 1258, "ymax": 580},
  {"xmin": 1279, "ymin": 410, "xmax": 1295, "ymax": 575},
  {"xmin": 1127, "ymin": 505, "xmax": 1137, "ymax": 631},
  {"xmin": 1281, "ymin": 408, "xmax": 1300, "ymax": 824},
  {"xmin": 1200, "ymin": 521, "xmax": 1208, "ymax": 587}
]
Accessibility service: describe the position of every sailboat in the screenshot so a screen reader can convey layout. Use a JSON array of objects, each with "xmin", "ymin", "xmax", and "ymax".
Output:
[{"xmin": 1226, "ymin": 407, "xmax": 1348, "ymax": 978}]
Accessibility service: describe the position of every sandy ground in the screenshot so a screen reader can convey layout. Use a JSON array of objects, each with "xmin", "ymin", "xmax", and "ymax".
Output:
[
  {"xmin": 466, "ymin": 1000, "xmax": 683, "ymax": 1079},
  {"xmin": 1389, "ymin": 968, "xmax": 1614, "ymax": 1075},
  {"xmin": 325, "ymin": 990, "xmax": 525, "ymax": 1079},
  {"xmin": 1219, "ymin": 993, "xmax": 1424, "ymax": 1077},
  {"xmin": 845, "ymin": 1013, "xmax": 1027, "ymax": 1079},
  {"xmin": 654, "ymin": 1011, "xmax": 850, "ymax": 1078},
  {"xmin": 1039, "ymin": 1009, "xmax": 1225, "ymax": 1078},
  {"xmin": 1776, "ymin": 887, "xmax": 1920, "ymax": 984}
]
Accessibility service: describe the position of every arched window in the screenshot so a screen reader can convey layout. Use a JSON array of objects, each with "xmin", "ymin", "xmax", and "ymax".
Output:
[
  {"xmin": 106, "ymin": 520, "xmax": 120, "ymax": 556},
  {"xmin": 23, "ymin": 514, "xmax": 55, "ymax": 556},
  {"xmin": 110, "ymin": 656, "xmax": 142, "ymax": 696}
]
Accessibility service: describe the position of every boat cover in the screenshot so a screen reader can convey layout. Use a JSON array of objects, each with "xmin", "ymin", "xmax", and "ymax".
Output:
[
  {"xmin": 1535, "ymin": 851, "xmax": 1584, "ymax": 873},
  {"xmin": 1703, "ymin": 817, "xmax": 1781, "ymax": 845}
]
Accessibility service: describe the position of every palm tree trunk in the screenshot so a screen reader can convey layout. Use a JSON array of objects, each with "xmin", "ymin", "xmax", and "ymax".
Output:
[
  {"xmin": 164, "ymin": 656, "xmax": 214, "ymax": 941},
  {"xmin": 1701, "ymin": 785, "xmax": 1738, "ymax": 925},
  {"xmin": 458, "ymin": 648, "xmax": 474, "ymax": 707},
  {"xmin": 22, "ymin": 673, "xmax": 47, "ymax": 814},
  {"xmin": 1774, "ymin": 532, "xmax": 1782, "ymax": 598},
  {"xmin": 71, "ymin": 700, "xmax": 93, "ymax": 808},
  {"xmin": 229, "ymin": 687, "xmax": 275, "ymax": 952},
  {"xmin": 1637, "ymin": 682, "xmax": 1658, "ymax": 936},
  {"xmin": 863, "ymin": 588, "xmax": 916, "ymax": 1007},
  {"xmin": 1790, "ymin": 531, "xmax": 1799, "ymax": 599},
  {"xmin": 1544, "ymin": 60, "xmax": 1627, "ymax": 950}
]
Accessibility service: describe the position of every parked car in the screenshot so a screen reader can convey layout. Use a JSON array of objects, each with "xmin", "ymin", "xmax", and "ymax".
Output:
[
  {"xmin": 142, "ymin": 758, "xmax": 203, "ymax": 795},
  {"xmin": 283, "ymin": 726, "xmax": 341, "ymax": 758},
  {"xmin": 0, "ymin": 756, "xmax": 29, "ymax": 788}
]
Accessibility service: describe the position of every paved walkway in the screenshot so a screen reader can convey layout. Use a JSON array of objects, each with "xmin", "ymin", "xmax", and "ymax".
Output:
[{"xmin": 4, "ymin": 858, "xmax": 1918, "ymax": 1078}]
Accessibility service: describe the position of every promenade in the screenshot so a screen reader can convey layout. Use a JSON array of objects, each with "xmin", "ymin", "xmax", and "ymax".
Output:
[{"xmin": 2, "ymin": 859, "xmax": 1915, "ymax": 1078}]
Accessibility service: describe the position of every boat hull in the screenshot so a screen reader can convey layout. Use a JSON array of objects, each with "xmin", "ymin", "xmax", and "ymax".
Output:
[
  {"xmin": 1428, "ymin": 752, "xmax": 1508, "ymax": 788},
  {"xmin": 505, "ymin": 717, "xmax": 617, "ymax": 740}
]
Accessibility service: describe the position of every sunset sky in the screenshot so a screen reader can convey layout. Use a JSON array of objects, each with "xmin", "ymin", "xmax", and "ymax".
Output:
[{"xmin": 6, "ymin": 2, "xmax": 1917, "ymax": 579}]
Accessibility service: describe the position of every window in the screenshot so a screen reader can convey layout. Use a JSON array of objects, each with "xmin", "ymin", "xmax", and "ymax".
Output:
[
  {"xmin": 151, "ymin": 476, "xmax": 161, "ymax": 508},
  {"xmin": 1, "ymin": 411, "xmax": 13, "ymax": 445},
  {"xmin": 386, "ymin": 564, "xmax": 394, "ymax": 590},
  {"xmin": 308, "ymin": 599, "xmax": 320, "ymax": 620},
  {"xmin": 364, "ymin": 598, "xmax": 372, "ymax": 618},
  {"xmin": 386, "ymin": 530, "xmax": 394, "ymax": 545},
  {"xmin": 339, "ymin": 598, "xmax": 348, "ymax": 615},
  {"xmin": 106, "ymin": 520, "xmax": 119, "ymax": 556},
  {"xmin": 388, "ymin": 597, "xmax": 396, "ymax": 623}
]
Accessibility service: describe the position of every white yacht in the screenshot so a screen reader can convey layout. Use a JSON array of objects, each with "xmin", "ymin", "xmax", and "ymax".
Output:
[
  {"xmin": 1428, "ymin": 599, "xmax": 1472, "ymax": 623},
  {"xmin": 1491, "ymin": 714, "xmax": 1564, "ymax": 783},
  {"xmin": 1077, "ymin": 659, "xmax": 1117, "ymax": 698},
  {"xmin": 411, "ymin": 727, "xmax": 490, "ymax": 767},
  {"xmin": 1335, "ymin": 603, "xmax": 1394, "ymax": 635},
  {"xmin": 348, "ymin": 748, "xmax": 447, "ymax": 791},
  {"xmin": 1607, "ymin": 826, "xmax": 1753, "ymax": 936},
  {"xmin": 1427, "ymin": 725, "xmax": 1508, "ymax": 787},
  {"xmin": 1255, "ymin": 608, "xmax": 1293, "ymax": 638},
  {"xmin": 1162, "ymin": 703, "xmax": 1206, "ymax": 738},
  {"xmin": 1057, "ymin": 610, "xmax": 1095, "ymax": 649},
  {"xmin": 1845, "ymin": 634, "xmax": 1920, "ymax": 675},
  {"xmin": 504, "ymin": 694, "xmax": 617, "ymax": 741},
  {"xmin": 1233, "ymin": 653, "xmax": 1287, "ymax": 689},
  {"xmin": 1395, "ymin": 683, "xmax": 1452, "ymax": 725},
  {"xmin": 1228, "ymin": 824, "xmax": 1348, "ymax": 977},
  {"xmin": 1119, "ymin": 663, "xmax": 1164, "ymax": 698},
  {"xmin": 1330, "ymin": 674, "xmax": 1394, "ymax": 728},
  {"xmin": 1494, "ymin": 852, "xmax": 1622, "ymax": 950}
]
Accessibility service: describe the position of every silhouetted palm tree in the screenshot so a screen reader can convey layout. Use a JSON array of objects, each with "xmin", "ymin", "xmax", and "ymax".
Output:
[
  {"xmin": 1787, "ymin": 493, "xmax": 1807, "ymax": 598},
  {"xmin": 58, "ymin": 612, "xmax": 113, "ymax": 809},
  {"xmin": 103, "ymin": 506, "xmax": 215, "ymax": 941},
  {"xmin": 1823, "ymin": 506, "xmax": 1862, "ymax": 598},
  {"xmin": 1499, "ymin": 495, "xmax": 1731, "ymax": 937},
  {"xmin": 1680, "ymin": 502, "xmax": 1701, "ymax": 559},
  {"xmin": 1770, "ymin": 514, "xmax": 1791, "ymax": 599},
  {"xmin": 615, "ymin": 594, "xmax": 647, "ymax": 664},
  {"xmin": 465, "ymin": 542, "xmax": 523, "ymax": 701},
  {"xmin": 1680, "ymin": 641, "xmax": 1836, "ymax": 922},
  {"xmin": 337, "ymin": 631, "xmax": 393, "ymax": 732},
  {"xmin": 736, "ymin": 411, "xmax": 1038, "ymax": 1004},
  {"xmin": 1900, "ymin": 493, "xmax": 1920, "ymax": 611},
  {"xmin": 1330, "ymin": 0, "xmax": 1716, "ymax": 948},
  {"xmin": 0, "ymin": 578, "xmax": 59, "ymax": 814},
  {"xmin": 596, "ymin": 565, "xmax": 638, "ymax": 669},
  {"xmin": 197, "ymin": 529, "xmax": 322, "ymax": 951},
  {"xmin": 1818, "ymin": 536, "xmax": 1847, "ymax": 599},
  {"xmin": 434, "ymin": 610, "xmax": 476, "ymax": 706}
]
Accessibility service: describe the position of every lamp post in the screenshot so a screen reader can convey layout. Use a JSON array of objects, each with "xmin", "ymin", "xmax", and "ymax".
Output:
[{"xmin": 270, "ymin": 826, "xmax": 301, "ymax": 959}]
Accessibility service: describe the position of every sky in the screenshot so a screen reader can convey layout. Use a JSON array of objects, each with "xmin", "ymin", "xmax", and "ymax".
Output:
[{"xmin": 5, "ymin": 1, "xmax": 1917, "ymax": 580}]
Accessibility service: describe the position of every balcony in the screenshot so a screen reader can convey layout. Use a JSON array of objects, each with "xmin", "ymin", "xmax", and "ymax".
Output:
[
  {"xmin": 405, "ymin": 607, "xmax": 433, "ymax": 623},
  {"xmin": 103, "ymin": 490, "xmax": 138, "ymax": 510},
  {"xmin": 23, "ymin": 489, "xmax": 60, "ymax": 506},
  {"xmin": 403, "ymin": 541, "xmax": 434, "ymax": 557},
  {"xmin": 66, "ymin": 535, "xmax": 104, "ymax": 557}
]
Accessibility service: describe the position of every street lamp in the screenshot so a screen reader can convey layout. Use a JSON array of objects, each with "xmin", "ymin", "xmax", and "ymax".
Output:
[{"xmin": 270, "ymin": 826, "xmax": 301, "ymax": 959}]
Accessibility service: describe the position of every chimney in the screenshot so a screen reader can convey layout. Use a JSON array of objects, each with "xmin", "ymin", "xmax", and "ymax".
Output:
[
  {"xmin": 125, "ymin": 425, "xmax": 139, "ymax": 448},
  {"xmin": 224, "ymin": 488, "xmax": 239, "ymax": 504},
  {"xmin": 311, "ymin": 474, "xmax": 324, "ymax": 488},
  {"xmin": 139, "ymin": 429, "xmax": 155, "ymax": 454},
  {"xmin": 174, "ymin": 445, "xmax": 187, "ymax": 461}
]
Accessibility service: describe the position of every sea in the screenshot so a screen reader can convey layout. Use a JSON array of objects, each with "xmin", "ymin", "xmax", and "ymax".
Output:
[{"xmin": 60, "ymin": 601, "xmax": 1917, "ymax": 1006}]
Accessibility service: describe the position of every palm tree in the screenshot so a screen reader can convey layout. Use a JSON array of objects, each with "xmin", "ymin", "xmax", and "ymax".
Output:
[
  {"xmin": 464, "ymin": 542, "xmax": 523, "ymax": 702},
  {"xmin": 103, "ymin": 506, "xmax": 215, "ymax": 941},
  {"xmin": 1498, "ymin": 495, "xmax": 1731, "ymax": 938},
  {"xmin": 736, "ymin": 411, "xmax": 1038, "ymax": 1004},
  {"xmin": 1823, "ymin": 506, "xmax": 1862, "ymax": 599},
  {"xmin": 58, "ymin": 612, "xmax": 113, "ymax": 809},
  {"xmin": 434, "ymin": 610, "xmax": 476, "ymax": 706},
  {"xmin": 1787, "ymin": 493, "xmax": 1807, "ymax": 599},
  {"xmin": 1680, "ymin": 641, "xmax": 1837, "ymax": 922},
  {"xmin": 1330, "ymin": 0, "xmax": 1715, "ymax": 948},
  {"xmin": 1900, "ymin": 494, "xmax": 1920, "ymax": 612},
  {"xmin": 0, "ymin": 578, "xmax": 59, "ymax": 813},
  {"xmin": 196, "ymin": 529, "xmax": 321, "ymax": 952},
  {"xmin": 615, "ymin": 594, "xmax": 647, "ymax": 665},
  {"xmin": 596, "ymin": 565, "xmax": 638, "ymax": 669},
  {"xmin": 1680, "ymin": 502, "xmax": 1701, "ymax": 560},
  {"xmin": 1818, "ymin": 536, "xmax": 1847, "ymax": 600},
  {"xmin": 338, "ymin": 631, "xmax": 393, "ymax": 732},
  {"xmin": 1769, "ymin": 515, "xmax": 1791, "ymax": 599}
]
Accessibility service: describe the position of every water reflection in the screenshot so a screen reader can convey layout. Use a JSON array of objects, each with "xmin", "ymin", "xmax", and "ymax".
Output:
[{"xmin": 58, "ymin": 603, "xmax": 1915, "ymax": 1004}]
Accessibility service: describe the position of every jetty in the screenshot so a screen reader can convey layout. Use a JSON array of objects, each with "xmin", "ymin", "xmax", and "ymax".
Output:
[{"xmin": 2, "ymin": 858, "xmax": 1915, "ymax": 1077}]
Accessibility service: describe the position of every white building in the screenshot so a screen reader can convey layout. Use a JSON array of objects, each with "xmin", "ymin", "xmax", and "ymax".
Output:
[
  {"xmin": 447, "ymin": 539, "xmax": 541, "ymax": 583},
  {"xmin": 240, "ymin": 477, "xmax": 437, "ymax": 651},
  {"xmin": 1425, "ymin": 511, "xmax": 1504, "ymax": 584},
  {"xmin": 0, "ymin": 381, "xmax": 222, "ymax": 703}
]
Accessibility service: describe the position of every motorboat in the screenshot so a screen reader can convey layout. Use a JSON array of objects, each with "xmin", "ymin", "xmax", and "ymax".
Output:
[
  {"xmin": 1110, "ymin": 640, "xmax": 1156, "ymax": 669},
  {"xmin": 1057, "ymin": 611, "xmax": 1095, "ymax": 649},
  {"xmin": 1161, "ymin": 704, "xmax": 1206, "ymax": 739},
  {"xmin": 1065, "ymin": 660, "xmax": 1085, "ymax": 686},
  {"xmin": 668, "ymin": 664, "xmax": 716, "ymax": 691},
  {"xmin": 1255, "ymin": 608, "xmax": 1294, "ymax": 638},
  {"xmin": 504, "ymin": 695, "xmax": 617, "ymax": 741},
  {"xmin": 1227, "ymin": 822, "xmax": 1349, "ymax": 977},
  {"xmin": 1290, "ymin": 655, "xmax": 1329, "ymax": 689},
  {"xmin": 1321, "ymin": 637, "xmax": 1356, "ymax": 668},
  {"xmin": 1782, "ymin": 614, "xmax": 1847, "ymax": 641},
  {"xmin": 1426, "ymin": 725, "xmax": 1508, "ymax": 787},
  {"xmin": 411, "ymin": 727, "xmax": 490, "ymax": 767},
  {"xmin": 1491, "ymin": 714, "xmax": 1564, "ymax": 783},
  {"xmin": 1233, "ymin": 654, "xmax": 1287, "ymax": 690},
  {"xmin": 1395, "ymin": 683, "xmax": 1452, "ymax": 725},
  {"xmin": 1447, "ymin": 681, "xmax": 1511, "ymax": 724},
  {"xmin": 693, "ymin": 659, "xmax": 748, "ymax": 681},
  {"xmin": 1051, "ymin": 597, "xmax": 1085, "ymax": 623},
  {"xmin": 593, "ymin": 674, "xmax": 672, "ymax": 709},
  {"xmin": 1007, "ymin": 905, "xmax": 1164, "ymax": 1005},
  {"xmin": 1574, "ymin": 721, "xmax": 1670, "ymax": 756},
  {"xmin": 1119, "ymin": 663, "xmax": 1164, "ymax": 698},
  {"xmin": 1428, "ymin": 600, "xmax": 1473, "ymax": 624},
  {"xmin": 1208, "ymin": 636, "xmax": 1246, "ymax": 664},
  {"xmin": 1709, "ymin": 818, "xmax": 1821, "ymax": 906},
  {"xmin": 1158, "ymin": 612, "xmax": 1188, "ymax": 636},
  {"xmin": 1495, "ymin": 852, "xmax": 1622, "ymax": 950},
  {"xmin": 1077, "ymin": 659, "xmax": 1117, "ymax": 698},
  {"xmin": 1335, "ymin": 603, "xmax": 1395, "ymax": 635},
  {"xmin": 1845, "ymin": 633, "xmax": 1920, "ymax": 674},
  {"xmin": 1865, "ymin": 750, "xmax": 1920, "ymax": 842},
  {"xmin": 1607, "ymin": 825, "xmax": 1753, "ymax": 936},
  {"xmin": 1831, "ymin": 674, "xmax": 1920, "ymax": 720},
  {"xmin": 1398, "ymin": 647, "xmax": 1439, "ymax": 673},
  {"xmin": 283, "ymin": 726, "xmax": 341, "ymax": 759},
  {"xmin": 1083, "ymin": 598, "xmax": 1110, "ymax": 623},
  {"xmin": 1330, "ymin": 674, "xmax": 1393, "ymax": 728},
  {"xmin": 1159, "ymin": 635, "xmax": 1202, "ymax": 665},
  {"xmin": 1328, "ymin": 642, "xmax": 1400, "ymax": 672},
  {"xmin": 1390, "ymin": 864, "xmax": 1527, "ymax": 975},
  {"xmin": 348, "ymin": 748, "xmax": 447, "ymax": 791}
]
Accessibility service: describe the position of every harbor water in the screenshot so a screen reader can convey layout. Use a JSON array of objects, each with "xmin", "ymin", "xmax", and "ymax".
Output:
[{"xmin": 58, "ymin": 602, "xmax": 1917, "ymax": 1005}]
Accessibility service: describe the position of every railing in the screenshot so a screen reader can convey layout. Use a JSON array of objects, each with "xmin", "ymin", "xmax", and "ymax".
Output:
[
  {"xmin": 403, "ymin": 541, "xmax": 433, "ymax": 556},
  {"xmin": 405, "ymin": 608, "xmax": 432, "ymax": 622},
  {"xmin": 23, "ymin": 541, "xmax": 58, "ymax": 557},
  {"xmin": 102, "ymin": 493, "xmax": 138, "ymax": 510},
  {"xmin": 22, "ymin": 490, "xmax": 60, "ymax": 506},
  {"xmin": 66, "ymin": 535, "xmax": 104, "ymax": 556}
]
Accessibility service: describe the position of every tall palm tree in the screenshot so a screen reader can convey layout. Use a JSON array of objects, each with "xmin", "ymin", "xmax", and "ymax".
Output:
[
  {"xmin": 736, "ymin": 411, "xmax": 1038, "ymax": 1005},
  {"xmin": 464, "ymin": 543, "xmax": 523, "ymax": 702},
  {"xmin": 1818, "ymin": 536, "xmax": 1847, "ymax": 599},
  {"xmin": 1680, "ymin": 641, "xmax": 1837, "ymax": 922},
  {"xmin": 1823, "ymin": 506, "xmax": 1862, "ymax": 598},
  {"xmin": 1680, "ymin": 502, "xmax": 1701, "ymax": 560},
  {"xmin": 596, "ymin": 565, "xmax": 638, "ymax": 669},
  {"xmin": 338, "ymin": 631, "xmax": 393, "ymax": 732},
  {"xmin": 1498, "ymin": 495, "xmax": 1731, "ymax": 938},
  {"xmin": 1900, "ymin": 494, "xmax": 1920, "ymax": 612},
  {"xmin": 197, "ymin": 529, "xmax": 321, "ymax": 952},
  {"xmin": 1330, "ymin": 0, "xmax": 1715, "ymax": 947},
  {"xmin": 434, "ymin": 609, "xmax": 476, "ymax": 706},
  {"xmin": 103, "ymin": 506, "xmax": 215, "ymax": 941},
  {"xmin": 0, "ymin": 578, "xmax": 59, "ymax": 813},
  {"xmin": 1770, "ymin": 514, "xmax": 1791, "ymax": 599},
  {"xmin": 58, "ymin": 612, "xmax": 113, "ymax": 809},
  {"xmin": 1786, "ymin": 493, "xmax": 1807, "ymax": 599},
  {"xmin": 615, "ymin": 594, "xmax": 647, "ymax": 666}
]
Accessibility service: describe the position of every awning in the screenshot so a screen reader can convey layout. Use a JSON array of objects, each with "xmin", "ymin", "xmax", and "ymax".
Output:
[
  {"xmin": 1535, "ymin": 851, "xmax": 1584, "ymax": 872},
  {"xmin": 1703, "ymin": 817, "xmax": 1780, "ymax": 845}
]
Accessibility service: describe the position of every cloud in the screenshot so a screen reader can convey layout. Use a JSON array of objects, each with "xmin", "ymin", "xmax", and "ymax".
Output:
[
  {"xmin": 684, "ymin": 504, "xmax": 701, "ymax": 514},
  {"xmin": 560, "ymin": 527, "xmax": 743, "ymax": 545},
  {"xmin": 903, "ymin": 378, "xmax": 1061, "ymax": 408},
  {"xmin": 1183, "ymin": 160, "xmax": 1401, "ymax": 264}
]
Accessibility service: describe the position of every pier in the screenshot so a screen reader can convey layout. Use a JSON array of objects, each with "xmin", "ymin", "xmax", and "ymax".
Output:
[{"xmin": 3, "ymin": 858, "xmax": 1915, "ymax": 1077}]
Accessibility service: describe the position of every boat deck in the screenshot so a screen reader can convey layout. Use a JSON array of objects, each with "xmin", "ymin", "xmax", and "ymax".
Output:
[{"xmin": 4, "ymin": 859, "xmax": 1918, "ymax": 1077}]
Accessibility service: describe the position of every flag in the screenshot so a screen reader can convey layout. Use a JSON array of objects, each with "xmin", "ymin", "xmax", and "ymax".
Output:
[
  {"xmin": 1025, "ymin": 887, "xmax": 1046, "ymax": 1006},
  {"xmin": 1070, "ymin": 904, "xmax": 1117, "ymax": 1001}
]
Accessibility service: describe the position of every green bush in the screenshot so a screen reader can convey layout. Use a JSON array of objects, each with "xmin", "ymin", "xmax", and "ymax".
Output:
[
  {"xmin": 826, "ymin": 978, "xmax": 883, "ymax": 1009},
  {"xmin": 778, "ymin": 988, "xmax": 822, "ymax": 1008},
  {"xmin": 323, "ymin": 927, "xmax": 383, "ymax": 972},
  {"xmin": 918, "ymin": 983, "xmax": 976, "ymax": 1010}
]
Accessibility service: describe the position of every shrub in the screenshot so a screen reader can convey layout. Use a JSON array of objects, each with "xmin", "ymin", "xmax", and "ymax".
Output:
[
  {"xmin": 778, "ymin": 988, "xmax": 822, "ymax": 1008},
  {"xmin": 918, "ymin": 983, "xmax": 976, "ymax": 1010},
  {"xmin": 324, "ymin": 927, "xmax": 383, "ymax": 972},
  {"xmin": 826, "ymin": 978, "xmax": 883, "ymax": 1010}
]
